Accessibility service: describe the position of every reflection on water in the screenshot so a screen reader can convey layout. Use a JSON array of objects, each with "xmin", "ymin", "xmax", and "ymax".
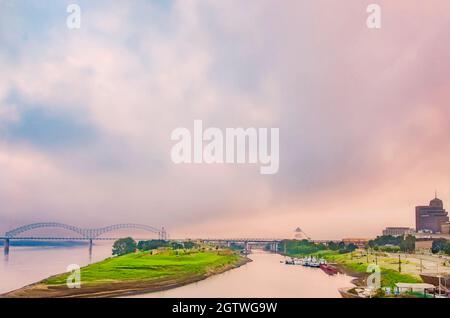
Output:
[
  {"xmin": 129, "ymin": 251, "xmax": 354, "ymax": 298},
  {"xmin": 0, "ymin": 243, "xmax": 113, "ymax": 294}
]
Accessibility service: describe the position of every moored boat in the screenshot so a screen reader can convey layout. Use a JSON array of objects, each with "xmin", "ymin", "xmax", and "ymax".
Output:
[
  {"xmin": 285, "ymin": 257, "xmax": 303, "ymax": 265},
  {"xmin": 285, "ymin": 257, "xmax": 295, "ymax": 265},
  {"xmin": 309, "ymin": 260, "xmax": 320, "ymax": 267},
  {"xmin": 320, "ymin": 263, "xmax": 338, "ymax": 275},
  {"xmin": 302, "ymin": 256, "xmax": 320, "ymax": 267}
]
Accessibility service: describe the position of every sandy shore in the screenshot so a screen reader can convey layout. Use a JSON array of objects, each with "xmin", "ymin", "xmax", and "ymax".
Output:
[
  {"xmin": 331, "ymin": 263, "xmax": 367, "ymax": 287},
  {"xmin": 1, "ymin": 257, "xmax": 251, "ymax": 298}
]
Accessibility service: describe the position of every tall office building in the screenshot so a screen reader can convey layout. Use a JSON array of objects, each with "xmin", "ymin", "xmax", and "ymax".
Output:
[{"xmin": 415, "ymin": 195, "xmax": 449, "ymax": 233}]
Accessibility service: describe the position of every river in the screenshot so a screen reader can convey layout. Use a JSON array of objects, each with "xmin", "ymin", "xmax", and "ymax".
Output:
[
  {"xmin": 0, "ymin": 245, "xmax": 354, "ymax": 297},
  {"xmin": 0, "ymin": 243, "xmax": 113, "ymax": 294}
]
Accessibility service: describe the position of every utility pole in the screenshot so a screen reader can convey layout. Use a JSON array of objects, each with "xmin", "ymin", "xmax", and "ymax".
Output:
[
  {"xmin": 398, "ymin": 254, "xmax": 401, "ymax": 273},
  {"xmin": 438, "ymin": 275, "xmax": 442, "ymax": 296}
]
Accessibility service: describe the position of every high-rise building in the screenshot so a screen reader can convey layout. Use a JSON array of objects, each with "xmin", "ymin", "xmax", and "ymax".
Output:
[{"xmin": 415, "ymin": 195, "xmax": 449, "ymax": 233}]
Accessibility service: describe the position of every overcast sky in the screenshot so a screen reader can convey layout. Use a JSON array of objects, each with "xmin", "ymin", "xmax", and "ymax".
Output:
[{"xmin": 1, "ymin": 0, "xmax": 450, "ymax": 239}]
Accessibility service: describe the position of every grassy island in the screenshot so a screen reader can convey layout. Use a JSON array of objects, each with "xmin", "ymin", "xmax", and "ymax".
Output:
[{"xmin": 2, "ymin": 249, "xmax": 249, "ymax": 298}]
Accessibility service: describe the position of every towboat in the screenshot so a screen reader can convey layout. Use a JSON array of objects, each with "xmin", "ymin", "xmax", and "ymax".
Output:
[{"xmin": 302, "ymin": 256, "xmax": 320, "ymax": 267}]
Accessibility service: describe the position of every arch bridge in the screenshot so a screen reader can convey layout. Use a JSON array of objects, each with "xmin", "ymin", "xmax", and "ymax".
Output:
[{"xmin": 2, "ymin": 222, "xmax": 167, "ymax": 254}]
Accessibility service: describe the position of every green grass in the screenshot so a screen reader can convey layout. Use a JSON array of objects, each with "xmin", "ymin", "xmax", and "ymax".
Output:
[
  {"xmin": 287, "ymin": 249, "xmax": 422, "ymax": 287},
  {"xmin": 379, "ymin": 269, "xmax": 421, "ymax": 287},
  {"xmin": 44, "ymin": 250, "xmax": 242, "ymax": 286}
]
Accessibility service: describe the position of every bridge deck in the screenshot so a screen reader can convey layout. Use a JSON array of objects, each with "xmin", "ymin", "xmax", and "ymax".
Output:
[{"xmin": 0, "ymin": 237, "xmax": 126, "ymax": 240}]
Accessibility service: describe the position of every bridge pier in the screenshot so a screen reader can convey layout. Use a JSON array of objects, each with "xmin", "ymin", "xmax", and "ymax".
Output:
[
  {"xmin": 88, "ymin": 239, "xmax": 93, "ymax": 262},
  {"xmin": 244, "ymin": 241, "xmax": 249, "ymax": 254},
  {"xmin": 159, "ymin": 227, "xmax": 167, "ymax": 241},
  {"xmin": 4, "ymin": 238, "xmax": 10, "ymax": 255}
]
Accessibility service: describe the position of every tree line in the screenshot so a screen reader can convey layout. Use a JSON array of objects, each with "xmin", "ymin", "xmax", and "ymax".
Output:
[
  {"xmin": 112, "ymin": 238, "xmax": 198, "ymax": 256},
  {"xmin": 368, "ymin": 235, "xmax": 416, "ymax": 253},
  {"xmin": 281, "ymin": 239, "xmax": 357, "ymax": 255}
]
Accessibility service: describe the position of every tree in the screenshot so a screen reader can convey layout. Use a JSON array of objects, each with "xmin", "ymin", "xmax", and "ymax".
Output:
[
  {"xmin": 183, "ymin": 241, "xmax": 197, "ymax": 249},
  {"xmin": 368, "ymin": 235, "xmax": 402, "ymax": 248},
  {"xmin": 327, "ymin": 241, "xmax": 338, "ymax": 250},
  {"xmin": 347, "ymin": 243, "xmax": 357, "ymax": 252},
  {"xmin": 112, "ymin": 237, "xmax": 137, "ymax": 256},
  {"xmin": 170, "ymin": 241, "xmax": 184, "ymax": 249},
  {"xmin": 399, "ymin": 235, "xmax": 415, "ymax": 253},
  {"xmin": 431, "ymin": 239, "xmax": 448, "ymax": 254},
  {"xmin": 444, "ymin": 244, "xmax": 450, "ymax": 256}
]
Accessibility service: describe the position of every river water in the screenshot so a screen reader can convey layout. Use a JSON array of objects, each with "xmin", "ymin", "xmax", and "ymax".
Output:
[
  {"xmin": 130, "ymin": 251, "xmax": 354, "ymax": 298},
  {"xmin": 0, "ymin": 245, "xmax": 354, "ymax": 297},
  {"xmin": 0, "ymin": 243, "xmax": 113, "ymax": 294}
]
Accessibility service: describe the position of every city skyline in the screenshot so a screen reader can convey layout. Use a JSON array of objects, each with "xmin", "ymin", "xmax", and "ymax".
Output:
[{"xmin": 1, "ymin": 1, "xmax": 450, "ymax": 239}]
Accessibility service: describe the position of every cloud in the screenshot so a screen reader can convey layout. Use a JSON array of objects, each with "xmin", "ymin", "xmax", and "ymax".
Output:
[{"xmin": 1, "ymin": 0, "xmax": 450, "ymax": 239}]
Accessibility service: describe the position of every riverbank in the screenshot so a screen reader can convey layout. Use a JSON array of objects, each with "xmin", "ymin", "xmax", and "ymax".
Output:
[
  {"xmin": 286, "ymin": 250, "xmax": 423, "ymax": 288},
  {"xmin": 1, "ymin": 249, "xmax": 250, "ymax": 298}
]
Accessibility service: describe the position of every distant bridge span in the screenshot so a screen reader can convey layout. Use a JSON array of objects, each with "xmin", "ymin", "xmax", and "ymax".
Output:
[
  {"xmin": 197, "ymin": 238, "xmax": 286, "ymax": 254},
  {"xmin": 4, "ymin": 222, "xmax": 166, "ymax": 239},
  {"xmin": 2, "ymin": 222, "xmax": 167, "ymax": 254}
]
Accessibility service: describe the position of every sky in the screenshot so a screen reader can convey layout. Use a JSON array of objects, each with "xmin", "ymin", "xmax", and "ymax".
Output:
[{"xmin": 1, "ymin": 0, "xmax": 450, "ymax": 240}]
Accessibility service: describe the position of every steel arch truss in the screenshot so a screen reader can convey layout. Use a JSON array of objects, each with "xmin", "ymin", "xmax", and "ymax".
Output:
[{"xmin": 5, "ymin": 222, "xmax": 167, "ymax": 240}]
